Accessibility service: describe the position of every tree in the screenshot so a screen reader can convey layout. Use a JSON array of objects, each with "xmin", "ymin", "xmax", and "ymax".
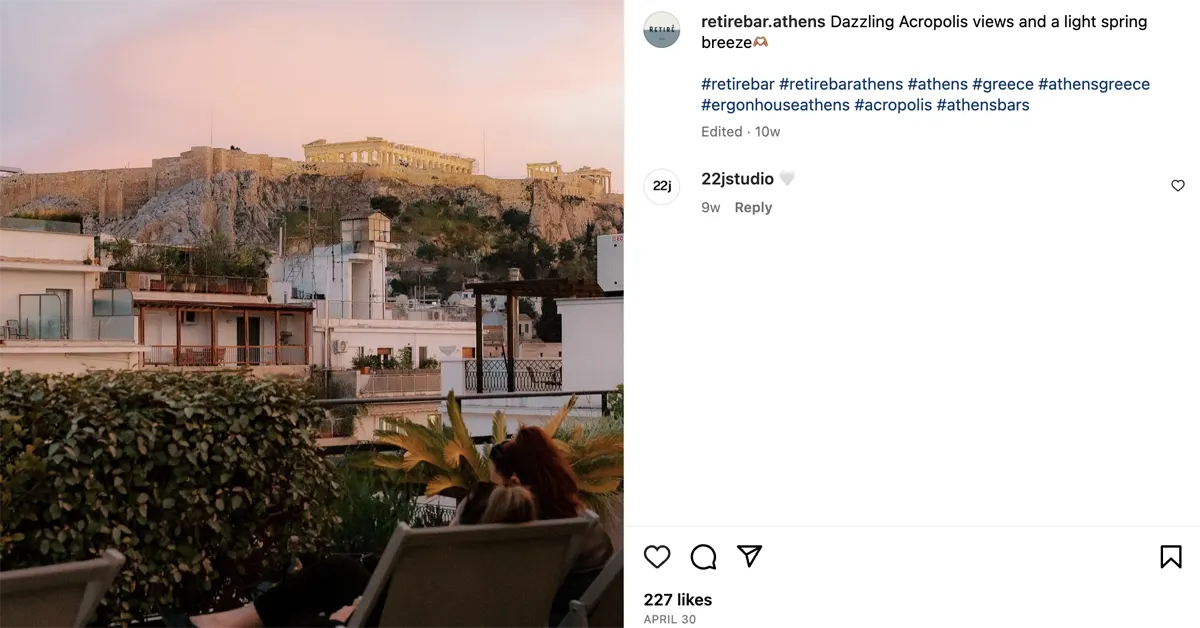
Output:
[
  {"xmin": 370, "ymin": 195, "xmax": 403, "ymax": 218},
  {"xmin": 500, "ymin": 209, "xmax": 531, "ymax": 232},
  {"xmin": 415, "ymin": 241, "xmax": 440, "ymax": 262},
  {"xmin": 430, "ymin": 265, "xmax": 451, "ymax": 288},
  {"xmin": 533, "ymin": 295, "xmax": 561, "ymax": 342},
  {"xmin": 388, "ymin": 278, "xmax": 406, "ymax": 297},
  {"xmin": 101, "ymin": 237, "xmax": 135, "ymax": 268},
  {"xmin": 518, "ymin": 298, "xmax": 538, "ymax": 318},
  {"xmin": 532, "ymin": 238, "xmax": 557, "ymax": 276}
]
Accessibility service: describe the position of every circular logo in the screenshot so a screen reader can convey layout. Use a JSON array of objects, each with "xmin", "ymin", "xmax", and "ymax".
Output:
[
  {"xmin": 644, "ymin": 12, "xmax": 680, "ymax": 48},
  {"xmin": 644, "ymin": 169, "xmax": 680, "ymax": 205}
]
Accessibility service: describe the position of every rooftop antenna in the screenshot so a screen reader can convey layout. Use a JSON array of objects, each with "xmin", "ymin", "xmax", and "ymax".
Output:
[
  {"xmin": 209, "ymin": 110, "xmax": 213, "ymax": 147},
  {"xmin": 481, "ymin": 127, "xmax": 486, "ymax": 175}
]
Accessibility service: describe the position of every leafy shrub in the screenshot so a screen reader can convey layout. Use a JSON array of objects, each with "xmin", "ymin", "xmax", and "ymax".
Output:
[
  {"xmin": 0, "ymin": 370, "xmax": 341, "ymax": 624},
  {"xmin": 327, "ymin": 464, "xmax": 452, "ymax": 558},
  {"xmin": 606, "ymin": 385, "xmax": 624, "ymax": 422},
  {"xmin": 102, "ymin": 232, "xmax": 271, "ymax": 278}
]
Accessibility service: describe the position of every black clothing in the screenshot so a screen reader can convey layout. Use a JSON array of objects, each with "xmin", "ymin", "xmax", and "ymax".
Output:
[
  {"xmin": 252, "ymin": 554, "xmax": 596, "ymax": 627},
  {"xmin": 252, "ymin": 556, "xmax": 371, "ymax": 627}
]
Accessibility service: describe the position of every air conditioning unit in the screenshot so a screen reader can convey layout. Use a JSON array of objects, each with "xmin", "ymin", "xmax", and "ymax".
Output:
[
  {"xmin": 334, "ymin": 340, "xmax": 348, "ymax": 354},
  {"xmin": 596, "ymin": 234, "xmax": 623, "ymax": 292}
]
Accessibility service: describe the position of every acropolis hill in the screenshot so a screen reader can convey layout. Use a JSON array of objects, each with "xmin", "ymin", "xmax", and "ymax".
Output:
[{"xmin": 0, "ymin": 139, "xmax": 622, "ymax": 245}]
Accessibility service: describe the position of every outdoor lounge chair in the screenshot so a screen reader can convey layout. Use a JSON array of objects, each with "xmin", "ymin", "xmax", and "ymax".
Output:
[
  {"xmin": 557, "ymin": 550, "xmax": 623, "ymax": 627},
  {"xmin": 0, "ymin": 548, "xmax": 126, "ymax": 628},
  {"xmin": 349, "ymin": 515, "xmax": 597, "ymax": 627}
]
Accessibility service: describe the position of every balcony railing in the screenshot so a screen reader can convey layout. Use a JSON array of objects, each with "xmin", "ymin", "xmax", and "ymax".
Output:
[
  {"xmin": 464, "ymin": 358, "xmax": 562, "ymax": 393},
  {"xmin": 1, "ymin": 316, "xmax": 137, "ymax": 341},
  {"xmin": 301, "ymin": 299, "xmax": 472, "ymax": 322},
  {"xmin": 144, "ymin": 344, "xmax": 307, "ymax": 367},
  {"xmin": 0, "ymin": 216, "xmax": 82, "ymax": 234},
  {"xmin": 316, "ymin": 416, "xmax": 358, "ymax": 438},
  {"xmin": 360, "ymin": 370, "xmax": 442, "ymax": 396},
  {"xmin": 100, "ymin": 271, "xmax": 268, "ymax": 296},
  {"xmin": 311, "ymin": 389, "xmax": 620, "ymax": 455}
]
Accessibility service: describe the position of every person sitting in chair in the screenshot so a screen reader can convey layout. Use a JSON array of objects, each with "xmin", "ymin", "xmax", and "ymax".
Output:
[{"xmin": 165, "ymin": 482, "xmax": 536, "ymax": 628}]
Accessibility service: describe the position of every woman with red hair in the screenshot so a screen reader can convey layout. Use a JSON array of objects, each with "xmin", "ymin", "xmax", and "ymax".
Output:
[{"xmin": 489, "ymin": 424, "xmax": 614, "ymax": 624}]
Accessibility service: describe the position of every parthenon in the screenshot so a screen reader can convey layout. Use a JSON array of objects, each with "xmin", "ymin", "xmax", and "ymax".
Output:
[
  {"xmin": 303, "ymin": 137, "xmax": 475, "ymax": 174},
  {"xmin": 527, "ymin": 161, "xmax": 613, "ymax": 194}
]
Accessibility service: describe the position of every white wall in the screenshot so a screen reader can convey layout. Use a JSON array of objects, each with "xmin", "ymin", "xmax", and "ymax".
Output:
[
  {"xmin": 438, "ymin": 356, "xmax": 602, "ymax": 436},
  {"xmin": 323, "ymin": 322, "xmax": 476, "ymax": 370},
  {"xmin": 143, "ymin": 310, "xmax": 282, "ymax": 347},
  {"xmin": 0, "ymin": 230, "xmax": 93, "ymax": 263},
  {"xmin": 276, "ymin": 243, "xmax": 387, "ymax": 303},
  {"xmin": 558, "ymin": 297, "xmax": 623, "ymax": 391},
  {"xmin": 0, "ymin": 268, "xmax": 96, "ymax": 339},
  {"xmin": 0, "ymin": 348, "xmax": 140, "ymax": 374}
]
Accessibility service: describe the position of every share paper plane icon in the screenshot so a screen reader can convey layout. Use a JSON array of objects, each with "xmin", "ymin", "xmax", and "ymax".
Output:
[{"xmin": 737, "ymin": 545, "xmax": 762, "ymax": 568}]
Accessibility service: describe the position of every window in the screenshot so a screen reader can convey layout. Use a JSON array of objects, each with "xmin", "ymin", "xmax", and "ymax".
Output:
[
  {"xmin": 462, "ymin": 347, "xmax": 475, "ymax": 358},
  {"xmin": 419, "ymin": 346, "xmax": 428, "ymax": 363},
  {"xmin": 377, "ymin": 347, "xmax": 392, "ymax": 355}
]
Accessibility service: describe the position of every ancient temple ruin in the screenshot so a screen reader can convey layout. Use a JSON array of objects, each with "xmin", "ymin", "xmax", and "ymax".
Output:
[
  {"xmin": 526, "ymin": 161, "xmax": 613, "ymax": 194},
  {"xmin": 303, "ymin": 137, "xmax": 475, "ymax": 174}
]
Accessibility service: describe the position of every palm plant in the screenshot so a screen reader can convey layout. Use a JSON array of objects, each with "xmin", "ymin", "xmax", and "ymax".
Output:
[
  {"xmin": 370, "ymin": 391, "xmax": 487, "ymax": 500},
  {"xmin": 370, "ymin": 391, "xmax": 624, "ymax": 517}
]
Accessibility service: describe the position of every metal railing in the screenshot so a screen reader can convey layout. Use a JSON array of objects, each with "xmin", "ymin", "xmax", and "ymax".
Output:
[
  {"xmin": 316, "ymin": 416, "xmax": 358, "ymax": 438},
  {"xmin": 301, "ymin": 299, "xmax": 473, "ymax": 322},
  {"xmin": 464, "ymin": 359, "xmax": 562, "ymax": 393},
  {"xmin": 144, "ymin": 344, "xmax": 307, "ymax": 367},
  {"xmin": 100, "ymin": 271, "xmax": 269, "ymax": 296},
  {"xmin": 312, "ymin": 389, "xmax": 620, "ymax": 455},
  {"xmin": 360, "ymin": 370, "xmax": 441, "ymax": 396}
]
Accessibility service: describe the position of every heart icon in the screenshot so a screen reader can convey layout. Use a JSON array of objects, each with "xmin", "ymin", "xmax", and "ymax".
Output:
[
  {"xmin": 644, "ymin": 545, "xmax": 671, "ymax": 569},
  {"xmin": 1171, "ymin": 179, "xmax": 1184, "ymax": 192},
  {"xmin": 779, "ymin": 171, "xmax": 795, "ymax": 185}
]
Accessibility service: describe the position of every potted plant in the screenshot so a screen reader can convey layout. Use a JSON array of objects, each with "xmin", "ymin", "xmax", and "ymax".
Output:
[{"xmin": 352, "ymin": 354, "xmax": 374, "ymax": 375}]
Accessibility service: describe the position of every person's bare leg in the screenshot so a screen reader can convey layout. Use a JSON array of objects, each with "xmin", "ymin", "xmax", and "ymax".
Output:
[{"xmin": 189, "ymin": 603, "xmax": 264, "ymax": 628}]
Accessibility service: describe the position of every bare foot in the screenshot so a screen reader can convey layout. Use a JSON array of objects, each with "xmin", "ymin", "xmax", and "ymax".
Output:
[{"xmin": 188, "ymin": 604, "xmax": 263, "ymax": 628}]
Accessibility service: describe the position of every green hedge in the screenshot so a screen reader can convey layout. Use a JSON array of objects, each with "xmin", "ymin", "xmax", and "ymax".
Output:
[{"xmin": 0, "ymin": 370, "xmax": 341, "ymax": 624}]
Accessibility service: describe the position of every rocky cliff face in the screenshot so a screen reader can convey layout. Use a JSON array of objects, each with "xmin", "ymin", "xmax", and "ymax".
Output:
[{"xmin": 20, "ymin": 170, "xmax": 623, "ymax": 246}]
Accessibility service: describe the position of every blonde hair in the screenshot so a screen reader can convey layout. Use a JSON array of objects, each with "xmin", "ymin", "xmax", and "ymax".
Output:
[{"xmin": 479, "ymin": 484, "xmax": 538, "ymax": 524}]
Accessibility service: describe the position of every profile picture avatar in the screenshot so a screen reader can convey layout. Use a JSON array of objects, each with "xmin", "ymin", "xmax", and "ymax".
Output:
[{"xmin": 644, "ymin": 12, "xmax": 680, "ymax": 48}]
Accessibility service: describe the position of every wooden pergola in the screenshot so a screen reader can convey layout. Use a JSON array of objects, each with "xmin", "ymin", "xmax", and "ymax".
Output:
[
  {"xmin": 467, "ymin": 277, "xmax": 605, "ymax": 392},
  {"xmin": 135, "ymin": 299, "xmax": 313, "ymax": 367}
]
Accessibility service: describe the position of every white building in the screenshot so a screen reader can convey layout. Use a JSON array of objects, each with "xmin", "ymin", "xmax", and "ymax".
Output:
[
  {"xmin": 0, "ymin": 218, "xmax": 145, "ymax": 373},
  {"xmin": 270, "ymin": 210, "xmax": 478, "ymax": 371},
  {"xmin": 438, "ymin": 234, "xmax": 624, "ymax": 436}
]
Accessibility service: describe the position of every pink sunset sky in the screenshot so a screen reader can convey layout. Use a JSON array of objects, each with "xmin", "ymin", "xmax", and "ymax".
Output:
[{"xmin": 0, "ymin": 0, "xmax": 624, "ymax": 191}]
